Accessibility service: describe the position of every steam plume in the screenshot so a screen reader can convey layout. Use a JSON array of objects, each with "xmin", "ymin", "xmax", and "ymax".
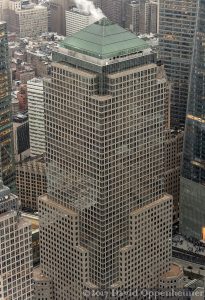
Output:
[{"xmin": 74, "ymin": 0, "xmax": 105, "ymax": 21}]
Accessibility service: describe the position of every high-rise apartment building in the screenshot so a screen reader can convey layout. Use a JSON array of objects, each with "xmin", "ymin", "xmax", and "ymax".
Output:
[
  {"xmin": 0, "ymin": 22, "xmax": 15, "ymax": 191},
  {"xmin": 0, "ymin": 176, "xmax": 33, "ymax": 299},
  {"xmin": 27, "ymin": 78, "xmax": 46, "ymax": 156},
  {"xmin": 159, "ymin": 0, "xmax": 197, "ymax": 127},
  {"xmin": 37, "ymin": 19, "xmax": 173, "ymax": 299},
  {"xmin": 180, "ymin": 0, "xmax": 205, "ymax": 240},
  {"xmin": 65, "ymin": 8, "xmax": 95, "ymax": 37}
]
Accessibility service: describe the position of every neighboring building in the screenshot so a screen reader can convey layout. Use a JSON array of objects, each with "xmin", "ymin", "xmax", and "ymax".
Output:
[
  {"xmin": 165, "ymin": 130, "xmax": 183, "ymax": 223},
  {"xmin": 25, "ymin": 32, "xmax": 63, "ymax": 78},
  {"xmin": 16, "ymin": 155, "xmax": 47, "ymax": 210},
  {"xmin": 49, "ymin": 0, "xmax": 72, "ymax": 35},
  {"xmin": 126, "ymin": 0, "xmax": 159, "ymax": 35},
  {"xmin": 13, "ymin": 118, "xmax": 30, "ymax": 162},
  {"xmin": 8, "ymin": 2, "xmax": 48, "ymax": 38},
  {"xmin": 0, "ymin": 22, "xmax": 15, "ymax": 191},
  {"xmin": 26, "ymin": 51, "xmax": 51, "ymax": 78},
  {"xmin": 22, "ymin": 213, "xmax": 40, "ymax": 266},
  {"xmin": 65, "ymin": 7, "xmax": 95, "ymax": 37},
  {"xmin": 180, "ymin": 0, "xmax": 205, "ymax": 240},
  {"xmin": 33, "ymin": 267, "xmax": 53, "ymax": 300},
  {"xmin": 16, "ymin": 66, "xmax": 35, "ymax": 84},
  {"xmin": 38, "ymin": 19, "xmax": 173, "ymax": 299},
  {"xmin": 125, "ymin": 1, "xmax": 140, "ymax": 34},
  {"xmin": 159, "ymin": 0, "xmax": 197, "ymax": 128},
  {"xmin": 27, "ymin": 78, "xmax": 46, "ymax": 156},
  {"xmin": 17, "ymin": 84, "xmax": 27, "ymax": 112},
  {"xmin": 0, "ymin": 178, "xmax": 33, "ymax": 299}
]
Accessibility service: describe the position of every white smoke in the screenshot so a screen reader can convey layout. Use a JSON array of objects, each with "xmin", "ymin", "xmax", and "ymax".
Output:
[{"xmin": 74, "ymin": 0, "xmax": 105, "ymax": 21}]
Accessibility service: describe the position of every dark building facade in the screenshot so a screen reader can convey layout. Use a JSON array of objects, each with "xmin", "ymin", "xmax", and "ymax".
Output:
[
  {"xmin": 0, "ymin": 22, "xmax": 15, "ymax": 191},
  {"xmin": 159, "ymin": 0, "xmax": 197, "ymax": 128},
  {"xmin": 180, "ymin": 0, "xmax": 205, "ymax": 240}
]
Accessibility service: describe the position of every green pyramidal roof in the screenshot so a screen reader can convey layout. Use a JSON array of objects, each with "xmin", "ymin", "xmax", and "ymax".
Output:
[{"xmin": 60, "ymin": 18, "xmax": 149, "ymax": 59}]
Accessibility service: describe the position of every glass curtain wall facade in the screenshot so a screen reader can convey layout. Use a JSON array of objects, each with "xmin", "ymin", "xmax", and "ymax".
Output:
[
  {"xmin": 0, "ymin": 22, "xmax": 15, "ymax": 191},
  {"xmin": 159, "ymin": 0, "xmax": 197, "ymax": 128},
  {"xmin": 180, "ymin": 0, "xmax": 205, "ymax": 240}
]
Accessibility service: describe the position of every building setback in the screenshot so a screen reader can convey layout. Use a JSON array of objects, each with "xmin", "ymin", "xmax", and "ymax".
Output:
[
  {"xmin": 34, "ymin": 19, "xmax": 173, "ymax": 299},
  {"xmin": 180, "ymin": 0, "xmax": 205, "ymax": 240},
  {"xmin": 16, "ymin": 155, "xmax": 47, "ymax": 211},
  {"xmin": 0, "ymin": 22, "xmax": 15, "ymax": 191}
]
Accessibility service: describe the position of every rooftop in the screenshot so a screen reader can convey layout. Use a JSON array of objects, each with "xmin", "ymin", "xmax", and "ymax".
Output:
[
  {"xmin": 162, "ymin": 263, "xmax": 183, "ymax": 279},
  {"xmin": 61, "ymin": 18, "xmax": 148, "ymax": 59}
]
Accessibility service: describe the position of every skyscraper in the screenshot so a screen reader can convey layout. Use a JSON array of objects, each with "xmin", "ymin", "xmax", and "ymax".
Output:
[
  {"xmin": 159, "ymin": 0, "xmax": 197, "ymax": 127},
  {"xmin": 0, "ymin": 22, "xmax": 15, "ymax": 191},
  {"xmin": 0, "ymin": 171, "xmax": 33, "ymax": 299},
  {"xmin": 125, "ymin": 0, "xmax": 159, "ymax": 35},
  {"xmin": 38, "ymin": 19, "xmax": 172, "ymax": 299},
  {"xmin": 180, "ymin": 0, "xmax": 205, "ymax": 240}
]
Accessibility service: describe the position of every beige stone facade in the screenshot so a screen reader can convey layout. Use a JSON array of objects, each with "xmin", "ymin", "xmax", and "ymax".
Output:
[
  {"xmin": 37, "ymin": 20, "xmax": 173, "ymax": 299},
  {"xmin": 16, "ymin": 156, "xmax": 47, "ymax": 210}
]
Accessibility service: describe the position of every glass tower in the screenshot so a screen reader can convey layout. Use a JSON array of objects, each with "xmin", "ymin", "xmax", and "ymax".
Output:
[
  {"xmin": 39, "ymin": 19, "xmax": 172, "ymax": 299},
  {"xmin": 0, "ymin": 22, "xmax": 15, "ymax": 190},
  {"xmin": 180, "ymin": 0, "xmax": 205, "ymax": 240},
  {"xmin": 159, "ymin": 0, "xmax": 197, "ymax": 128}
]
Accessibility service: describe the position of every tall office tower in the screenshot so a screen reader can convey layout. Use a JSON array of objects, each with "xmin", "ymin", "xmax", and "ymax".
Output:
[
  {"xmin": 27, "ymin": 78, "xmax": 46, "ymax": 156},
  {"xmin": 180, "ymin": 0, "xmax": 205, "ymax": 240},
  {"xmin": 38, "ymin": 19, "xmax": 173, "ymax": 299},
  {"xmin": 0, "ymin": 175, "xmax": 33, "ymax": 298},
  {"xmin": 159, "ymin": 0, "xmax": 197, "ymax": 128},
  {"xmin": 125, "ymin": 0, "xmax": 140, "ymax": 34},
  {"xmin": 65, "ymin": 8, "xmax": 95, "ymax": 37},
  {"xmin": 0, "ymin": 22, "xmax": 15, "ymax": 191}
]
